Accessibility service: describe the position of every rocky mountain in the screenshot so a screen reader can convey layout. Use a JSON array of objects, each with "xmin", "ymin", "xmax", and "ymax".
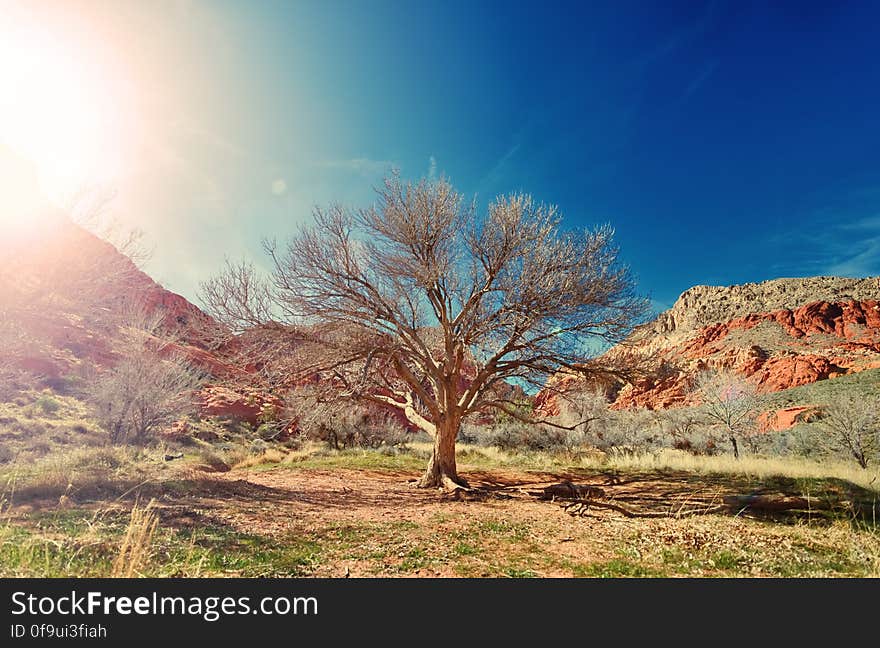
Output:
[
  {"xmin": 536, "ymin": 276, "xmax": 880, "ymax": 416},
  {"xmin": 9, "ymin": 220, "xmax": 879, "ymax": 436}
]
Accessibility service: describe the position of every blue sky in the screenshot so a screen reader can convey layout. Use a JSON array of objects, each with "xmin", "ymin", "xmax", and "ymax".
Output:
[{"xmin": 4, "ymin": 0, "xmax": 880, "ymax": 312}]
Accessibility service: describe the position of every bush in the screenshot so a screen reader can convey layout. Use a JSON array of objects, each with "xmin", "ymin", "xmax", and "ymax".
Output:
[
  {"xmin": 0, "ymin": 446, "xmax": 156, "ymax": 501},
  {"xmin": 286, "ymin": 387, "xmax": 411, "ymax": 450},
  {"xmin": 40, "ymin": 374, "xmax": 86, "ymax": 396},
  {"xmin": 256, "ymin": 422, "xmax": 284, "ymax": 441},
  {"xmin": 655, "ymin": 407, "xmax": 723, "ymax": 456},
  {"xmin": 811, "ymin": 393, "xmax": 880, "ymax": 469},
  {"xmin": 87, "ymin": 349, "xmax": 202, "ymax": 445},
  {"xmin": 484, "ymin": 420, "xmax": 572, "ymax": 452},
  {"xmin": 34, "ymin": 394, "xmax": 61, "ymax": 415},
  {"xmin": 196, "ymin": 448, "xmax": 231, "ymax": 472},
  {"xmin": 590, "ymin": 408, "xmax": 663, "ymax": 457}
]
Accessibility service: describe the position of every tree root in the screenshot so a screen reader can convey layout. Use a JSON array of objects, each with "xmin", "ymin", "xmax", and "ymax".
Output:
[
  {"xmin": 541, "ymin": 480, "xmax": 729, "ymax": 519},
  {"xmin": 563, "ymin": 499, "xmax": 728, "ymax": 519},
  {"xmin": 539, "ymin": 480, "xmax": 605, "ymax": 501},
  {"xmin": 440, "ymin": 475, "xmax": 472, "ymax": 493},
  {"xmin": 412, "ymin": 474, "xmax": 471, "ymax": 492}
]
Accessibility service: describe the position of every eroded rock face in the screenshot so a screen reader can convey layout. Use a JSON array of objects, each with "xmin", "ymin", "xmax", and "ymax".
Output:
[
  {"xmin": 758, "ymin": 406, "xmax": 821, "ymax": 433},
  {"xmin": 195, "ymin": 385, "xmax": 283, "ymax": 426},
  {"xmin": 643, "ymin": 276, "xmax": 880, "ymax": 348},
  {"xmin": 536, "ymin": 277, "xmax": 880, "ymax": 416}
]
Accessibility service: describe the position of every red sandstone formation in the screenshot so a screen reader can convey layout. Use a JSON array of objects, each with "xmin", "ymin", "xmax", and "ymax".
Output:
[
  {"xmin": 536, "ymin": 277, "xmax": 880, "ymax": 417},
  {"xmin": 758, "ymin": 406, "xmax": 821, "ymax": 433},
  {"xmin": 195, "ymin": 385, "xmax": 283, "ymax": 426}
]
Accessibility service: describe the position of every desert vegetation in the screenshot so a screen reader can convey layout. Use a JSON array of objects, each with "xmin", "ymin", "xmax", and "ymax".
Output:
[
  {"xmin": 1, "ymin": 177, "xmax": 880, "ymax": 579},
  {"xmin": 2, "ymin": 356, "xmax": 879, "ymax": 578}
]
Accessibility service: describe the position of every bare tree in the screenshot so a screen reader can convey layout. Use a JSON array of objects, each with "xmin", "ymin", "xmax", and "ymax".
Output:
[
  {"xmin": 815, "ymin": 393, "xmax": 879, "ymax": 469},
  {"xmin": 550, "ymin": 387, "xmax": 613, "ymax": 452},
  {"xmin": 694, "ymin": 369, "xmax": 760, "ymax": 459},
  {"xmin": 286, "ymin": 383, "xmax": 410, "ymax": 450},
  {"xmin": 202, "ymin": 173, "xmax": 647, "ymax": 489},
  {"xmin": 89, "ymin": 349, "xmax": 202, "ymax": 444},
  {"xmin": 656, "ymin": 406, "xmax": 722, "ymax": 454},
  {"xmin": 87, "ymin": 305, "xmax": 204, "ymax": 444}
]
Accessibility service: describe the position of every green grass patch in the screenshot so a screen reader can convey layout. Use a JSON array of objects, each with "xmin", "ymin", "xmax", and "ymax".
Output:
[
  {"xmin": 582, "ymin": 559, "xmax": 666, "ymax": 578},
  {"xmin": 0, "ymin": 507, "xmax": 323, "ymax": 577}
]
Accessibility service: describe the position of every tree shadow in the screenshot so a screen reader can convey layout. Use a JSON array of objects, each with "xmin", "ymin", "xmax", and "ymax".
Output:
[{"xmin": 461, "ymin": 468, "xmax": 880, "ymax": 526}]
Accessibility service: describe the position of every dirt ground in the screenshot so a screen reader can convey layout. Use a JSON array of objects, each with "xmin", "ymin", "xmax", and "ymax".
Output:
[{"xmin": 141, "ymin": 466, "xmax": 879, "ymax": 577}]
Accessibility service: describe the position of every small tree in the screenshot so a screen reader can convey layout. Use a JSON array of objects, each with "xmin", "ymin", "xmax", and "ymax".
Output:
[
  {"xmin": 90, "ymin": 348, "xmax": 201, "ymax": 444},
  {"xmin": 816, "ymin": 393, "xmax": 879, "ymax": 469},
  {"xmin": 202, "ymin": 173, "xmax": 647, "ymax": 489},
  {"xmin": 657, "ymin": 406, "xmax": 722, "ymax": 455},
  {"xmin": 694, "ymin": 369, "xmax": 760, "ymax": 459},
  {"xmin": 88, "ymin": 306, "xmax": 203, "ymax": 444},
  {"xmin": 554, "ymin": 387, "xmax": 610, "ymax": 440}
]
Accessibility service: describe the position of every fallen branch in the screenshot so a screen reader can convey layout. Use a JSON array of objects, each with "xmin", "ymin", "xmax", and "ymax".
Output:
[
  {"xmin": 722, "ymin": 494, "xmax": 828, "ymax": 513},
  {"xmin": 539, "ymin": 480, "xmax": 605, "ymax": 501}
]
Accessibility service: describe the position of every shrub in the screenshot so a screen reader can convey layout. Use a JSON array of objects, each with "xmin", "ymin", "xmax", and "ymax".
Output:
[
  {"xmin": 34, "ymin": 394, "xmax": 61, "ymax": 415},
  {"xmin": 656, "ymin": 407, "xmax": 723, "ymax": 456},
  {"xmin": 287, "ymin": 387, "xmax": 411, "ymax": 449},
  {"xmin": 196, "ymin": 448, "xmax": 231, "ymax": 472},
  {"xmin": 812, "ymin": 393, "xmax": 880, "ymax": 469},
  {"xmin": 87, "ymin": 349, "xmax": 202, "ymax": 445},
  {"xmin": 485, "ymin": 420, "xmax": 572, "ymax": 452},
  {"xmin": 40, "ymin": 374, "xmax": 86, "ymax": 396},
  {"xmin": 591, "ymin": 408, "xmax": 663, "ymax": 457}
]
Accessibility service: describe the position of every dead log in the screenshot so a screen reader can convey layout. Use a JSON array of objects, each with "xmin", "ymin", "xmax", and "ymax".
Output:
[{"xmin": 722, "ymin": 494, "xmax": 828, "ymax": 513}]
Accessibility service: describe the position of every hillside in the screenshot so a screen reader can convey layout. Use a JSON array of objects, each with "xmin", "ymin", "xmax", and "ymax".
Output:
[
  {"xmin": 2, "ymin": 228, "xmax": 879, "ymax": 580},
  {"xmin": 0, "ymin": 215, "xmax": 277, "ymax": 421},
  {"xmin": 537, "ymin": 276, "xmax": 880, "ymax": 415},
  {"xmin": 0, "ymin": 213, "xmax": 222, "ymax": 378}
]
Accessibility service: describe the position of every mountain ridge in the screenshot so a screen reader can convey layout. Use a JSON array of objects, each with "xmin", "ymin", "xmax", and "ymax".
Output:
[{"xmin": 536, "ymin": 275, "xmax": 880, "ymax": 417}]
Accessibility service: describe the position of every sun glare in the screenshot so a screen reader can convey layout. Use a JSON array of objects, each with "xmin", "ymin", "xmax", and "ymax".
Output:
[{"xmin": 0, "ymin": 8, "xmax": 134, "ymax": 215}]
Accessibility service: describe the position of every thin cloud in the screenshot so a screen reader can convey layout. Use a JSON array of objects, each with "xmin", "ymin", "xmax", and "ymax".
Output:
[
  {"xmin": 681, "ymin": 59, "xmax": 719, "ymax": 103},
  {"xmin": 476, "ymin": 142, "xmax": 521, "ymax": 197},
  {"xmin": 820, "ymin": 211, "xmax": 880, "ymax": 276},
  {"xmin": 826, "ymin": 236, "xmax": 880, "ymax": 277},
  {"xmin": 787, "ymin": 214, "xmax": 880, "ymax": 278},
  {"xmin": 626, "ymin": 1, "xmax": 718, "ymax": 73},
  {"xmin": 836, "ymin": 213, "xmax": 880, "ymax": 231}
]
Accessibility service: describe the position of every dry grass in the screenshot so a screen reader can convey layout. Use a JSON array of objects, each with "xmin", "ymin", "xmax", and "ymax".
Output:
[
  {"xmin": 2, "ymin": 383, "xmax": 878, "ymax": 578},
  {"xmin": 0, "ymin": 445, "xmax": 168, "ymax": 502},
  {"xmin": 601, "ymin": 449, "xmax": 880, "ymax": 493},
  {"xmin": 111, "ymin": 499, "xmax": 159, "ymax": 577},
  {"xmin": 265, "ymin": 442, "xmax": 880, "ymax": 494},
  {"xmin": 232, "ymin": 448, "xmax": 289, "ymax": 470}
]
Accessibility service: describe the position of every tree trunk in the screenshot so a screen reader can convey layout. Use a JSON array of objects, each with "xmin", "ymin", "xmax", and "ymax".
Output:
[
  {"xmin": 854, "ymin": 451, "xmax": 868, "ymax": 470},
  {"xmin": 729, "ymin": 434, "xmax": 739, "ymax": 460},
  {"xmin": 417, "ymin": 416, "xmax": 467, "ymax": 490}
]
